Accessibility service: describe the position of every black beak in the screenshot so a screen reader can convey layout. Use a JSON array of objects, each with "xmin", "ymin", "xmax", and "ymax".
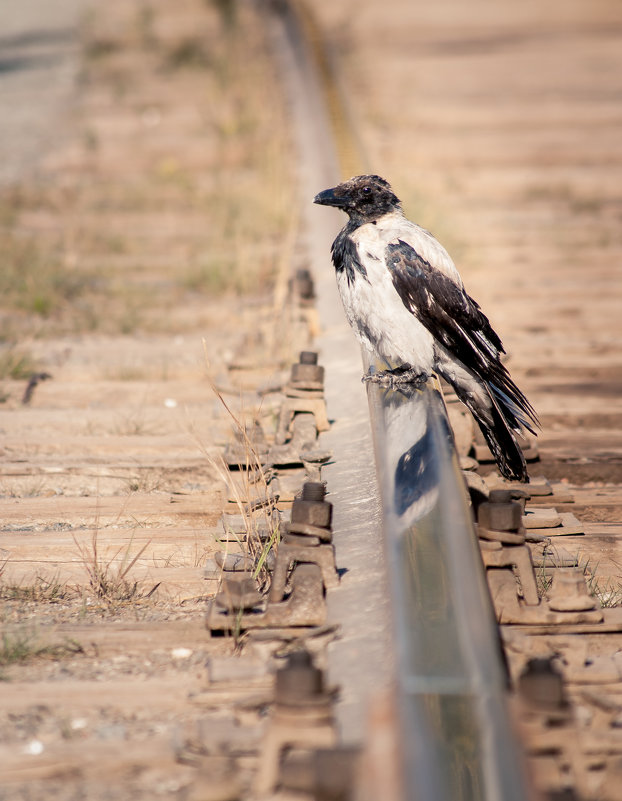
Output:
[{"xmin": 313, "ymin": 186, "xmax": 348, "ymax": 208}]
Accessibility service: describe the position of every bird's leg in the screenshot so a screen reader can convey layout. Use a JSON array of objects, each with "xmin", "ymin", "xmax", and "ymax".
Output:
[
  {"xmin": 392, "ymin": 366, "xmax": 430, "ymax": 386},
  {"xmin": 362, "ymin": 365, "xmax": 429, "ymax": 388}
]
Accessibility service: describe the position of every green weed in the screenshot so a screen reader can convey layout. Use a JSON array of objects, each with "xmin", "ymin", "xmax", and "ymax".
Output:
[
  {"xmin": 0, "ymin": 628, "xmax": 84, "ymax": 674},
  {"xmin": 0, "ymin": 347, "xmax": 38, "ymax": 379}
]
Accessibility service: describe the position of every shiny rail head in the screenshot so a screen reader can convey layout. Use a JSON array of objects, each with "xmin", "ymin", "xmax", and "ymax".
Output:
[
  {"xmin": 363, "ymin": 373, "xmax": 531, "ymax": 800},
  {"xmin": 365, "ymin": 377, "xmax": 454, "ymax": 530}
]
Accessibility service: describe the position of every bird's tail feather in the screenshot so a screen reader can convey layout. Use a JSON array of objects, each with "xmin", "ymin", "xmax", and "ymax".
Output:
[
  {"xmin": 477, "ymin": 395, "xmax": 529, "ymax": 482},
  {"xmin": 490, "ymin": 382, "xmax": 538, "ymax": 436},
  {"xmin": 447, "ymin": 378, "xmax": 530, "ymax": 482}
]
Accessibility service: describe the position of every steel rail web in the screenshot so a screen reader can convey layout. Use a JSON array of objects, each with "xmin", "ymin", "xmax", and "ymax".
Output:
[{"xmin": 265, "ymin": 1, "xmax": 535, "ymax": 799}]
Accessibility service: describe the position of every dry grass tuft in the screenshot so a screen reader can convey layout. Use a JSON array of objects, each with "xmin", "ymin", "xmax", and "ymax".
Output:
[
  {"xmin": 73, "ymin": 530, "xmax": 158, "ymax": 606},
  {"xmin": 194, "ymin": 350, "xmax": 282, "ymax": 598},
  {"xmin": 0, "ymin": 576, "xmax": 75, "ymax": 605},
  {"xmin": 0, "ymin": 628, "xmax": 84, "ymax": 676}
]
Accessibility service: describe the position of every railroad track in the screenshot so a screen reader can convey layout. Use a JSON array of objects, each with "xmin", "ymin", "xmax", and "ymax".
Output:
[
  {"xmin": 263, "ymin": 3, "xmax": 531, "ymax": 799},
  {"xmin": 204, "ymin": 2, "xmax": 622, "ymax": 799}
]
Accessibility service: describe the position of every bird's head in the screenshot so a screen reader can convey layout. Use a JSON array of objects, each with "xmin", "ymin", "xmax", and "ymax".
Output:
[{"xmin": 313, "ymin": 174, "xmax": 401, "ymax": 223}]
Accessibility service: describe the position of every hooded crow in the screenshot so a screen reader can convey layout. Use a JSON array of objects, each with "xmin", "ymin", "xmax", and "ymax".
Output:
[{"xmin": 313, "ymin": 174, "xmax": 538, "ymax": 482}]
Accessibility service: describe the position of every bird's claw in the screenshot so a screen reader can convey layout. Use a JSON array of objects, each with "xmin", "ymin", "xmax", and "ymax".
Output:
[{"xmin": 362, "ymin": 368, "xmax": 429, "ymax": 389}]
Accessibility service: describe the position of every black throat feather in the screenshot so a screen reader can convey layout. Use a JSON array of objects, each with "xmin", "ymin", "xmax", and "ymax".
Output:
[{"xmin": 331, "ymin": 222, "xmax": 370, "ymax": 287}]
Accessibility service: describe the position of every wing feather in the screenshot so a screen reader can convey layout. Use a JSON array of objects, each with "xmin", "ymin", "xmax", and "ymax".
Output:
[{"xmin": 386, "ymin": 239, "xmax": 538, "ymax": 431}]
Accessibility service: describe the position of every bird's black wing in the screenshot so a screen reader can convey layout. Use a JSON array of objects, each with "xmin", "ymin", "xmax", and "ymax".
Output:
[{"xmin": 386, "ymin": 239, "xmax": 538, "ymax": 430}]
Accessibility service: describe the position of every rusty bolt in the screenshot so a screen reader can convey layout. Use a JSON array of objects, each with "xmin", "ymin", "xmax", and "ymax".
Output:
[
  {"xmin": 300, "ymin": 351, "xmax": 318, "ymax": 365},
  {"xmin": 478, "ymin": 491, "xmax": 522, "ymax": 532},
  {"xmin": 291, "ymin": 352, "xmax": 325, "ymax": 386},
  {"xmin": 301, "ymin": 481, "xmax": 326, "ymax": 502},
  {"xmin": 291, "ymin": 482, "xmax": 332, "ymax": 529},
  {"xmin": 517, "ymin": 657, "xmax": 567, "ymax": 710},
  {"xmin": 275, "ymin": 650, "xmax": 324, "ymax": 705}
]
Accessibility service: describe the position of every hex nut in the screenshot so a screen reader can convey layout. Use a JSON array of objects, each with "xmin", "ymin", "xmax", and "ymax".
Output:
[
  {"xmin": 275, "ymin": 650, "xmax": 324, "ymax": 704},
  {"xmin": 299, "ymin": 351, "xmax": 318, "ymax": 365},
  {"xmin": 291, "ymin": 499, "xmax": 333, "ymax": 529},
  {"xmin": 291, "ymin": 362, "xmax": 325, "ymax": 384},
  {"xmin": 478, "ymin": 499, "xmax": 522, "ymax": 532},
  {"xmin": 518, "ymin": 657, "xmax": 567, "ymax": 710}
]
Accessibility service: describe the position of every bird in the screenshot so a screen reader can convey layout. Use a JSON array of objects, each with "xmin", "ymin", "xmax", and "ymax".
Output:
[{"xmin": 313, "ymin": 173, "xmax": 538, "ymax": 482}]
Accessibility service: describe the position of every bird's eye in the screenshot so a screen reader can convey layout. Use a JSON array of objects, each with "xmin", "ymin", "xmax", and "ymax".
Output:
[{"xmin": 362, "ymin": 186, "xmax": 371, "ymax": 194}]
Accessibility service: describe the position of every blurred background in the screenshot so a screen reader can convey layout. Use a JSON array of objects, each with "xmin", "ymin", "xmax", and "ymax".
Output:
[{"xmin": 0, "ymin": 0, "xmax": 294, "ymax": 351}]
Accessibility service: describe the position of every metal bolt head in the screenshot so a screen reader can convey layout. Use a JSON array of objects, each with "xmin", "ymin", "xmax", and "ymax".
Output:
[
  {"xmin": 275, "ymin": 650, "xmax": 324, "ymax": 704},
  {"xmin": 301, "ymin": 481, "xmax": 326, "ymax": 502},
  {"xmin": 290, "ymin": 352, "xmax": 324, "ymax": 386},
  {"xmin": 478, "ymin": 499, "xmax": 522, "ymax": 532},
  {"xmin": 291, "ymin": 362, "xmax": 325, "ymax": 385},
  {"xmin": 300, "ymin": 351, "xmax": 318, "ymax": 365},
  {"xmin": 518, "ymin": 657, "xmax": 566, "ymax": 710},
  {"xmin": 291, "ymin": 498, "xmax": 332, "ymax": 529},
  {"xmin": 548, "ymin": 568, "xmax": 596, "ymax": 612}
]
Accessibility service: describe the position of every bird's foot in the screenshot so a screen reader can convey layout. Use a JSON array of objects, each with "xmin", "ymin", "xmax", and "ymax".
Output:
[{"xmin": 362, "ymin": 366, "xmax": 429, "ymax": 389}]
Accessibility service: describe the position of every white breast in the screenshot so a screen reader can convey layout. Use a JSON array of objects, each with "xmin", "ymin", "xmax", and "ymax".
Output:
[{"xmin": 336, "ymin": 216, "xmax": 439, "ymax": 372}]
